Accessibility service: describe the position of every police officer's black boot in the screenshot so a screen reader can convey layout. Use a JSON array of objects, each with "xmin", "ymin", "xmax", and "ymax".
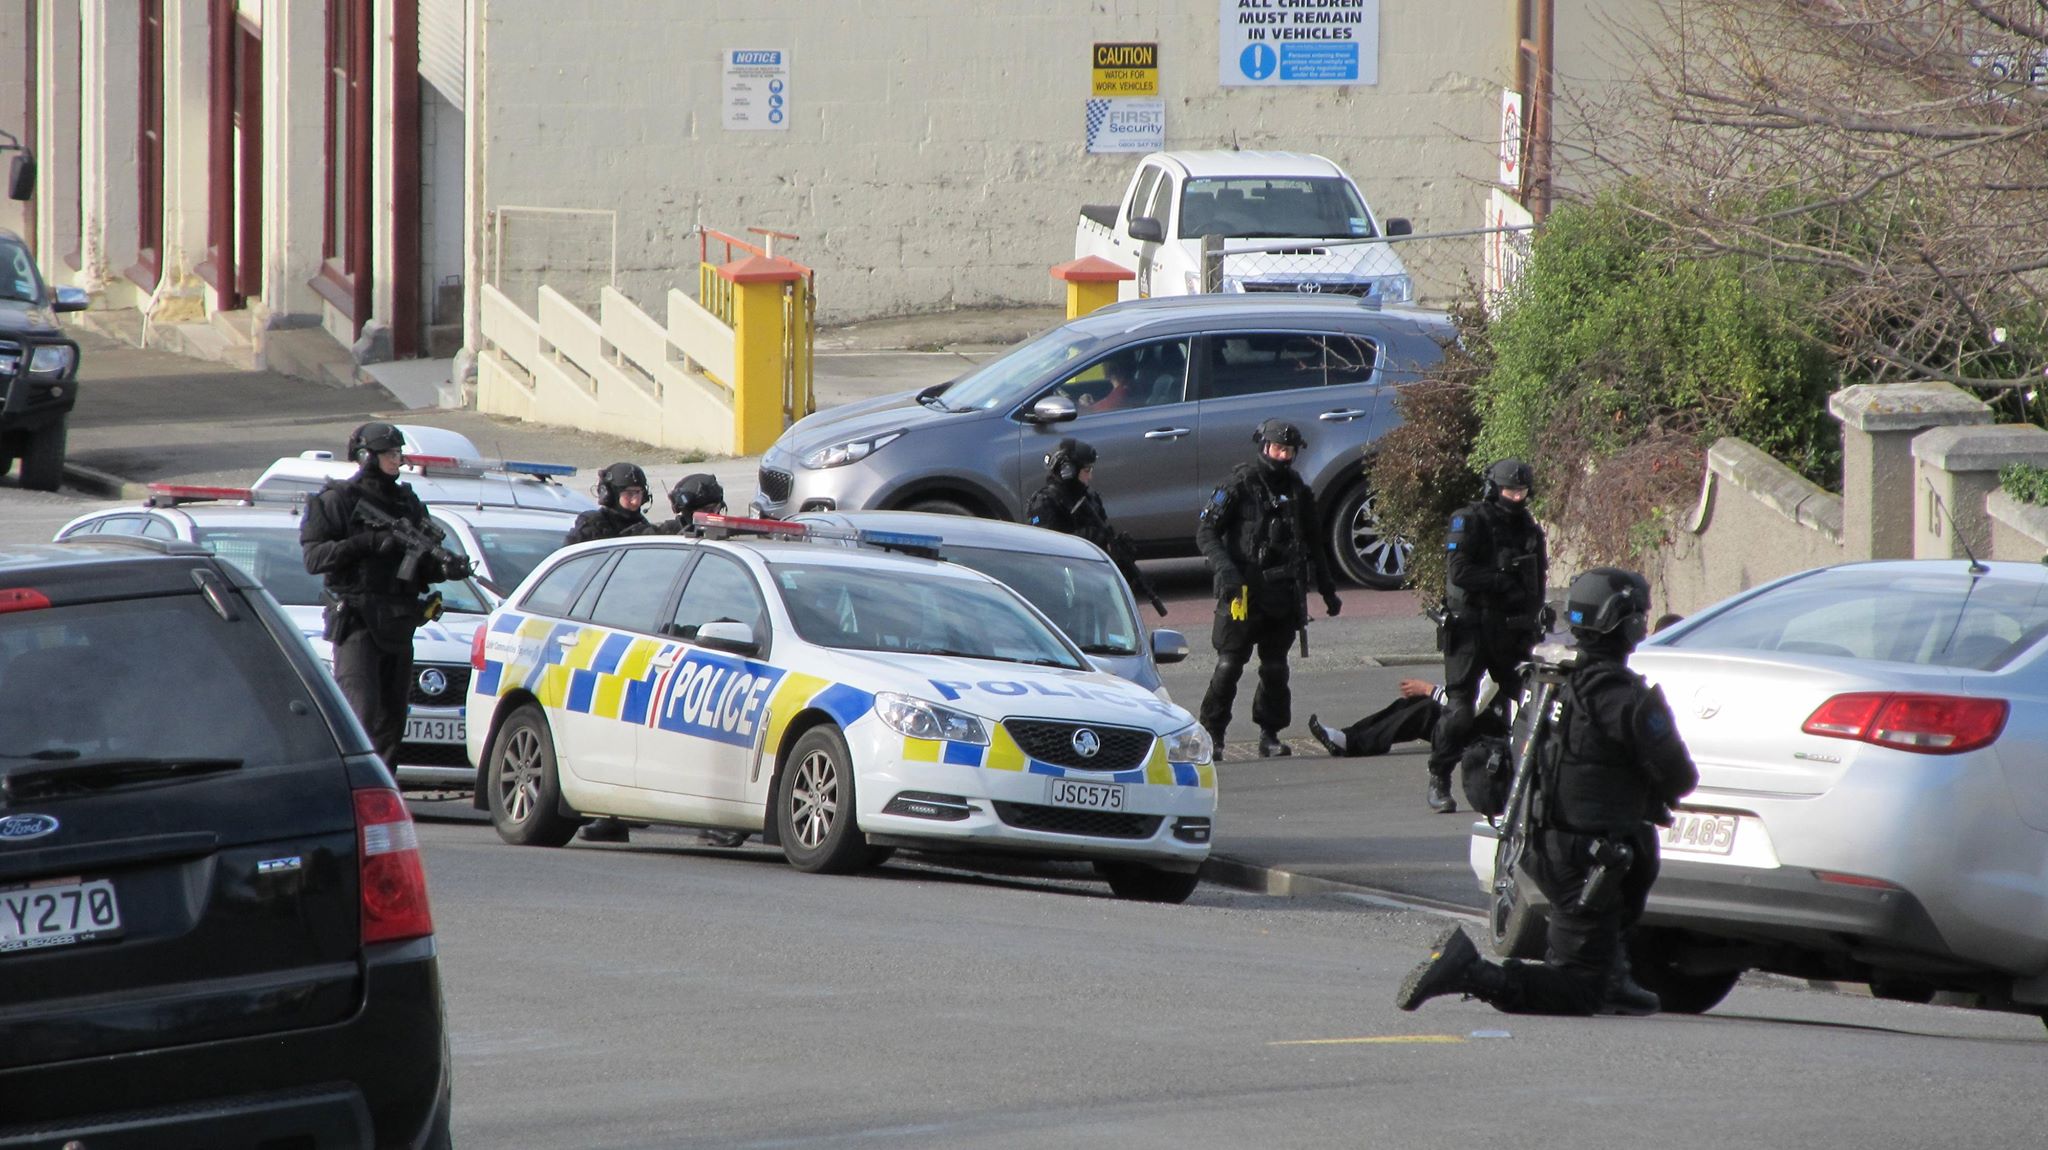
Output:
[
  {"xmin": 1426, "ymin": 772, "xmax": 1458, "ymax": 814},
  {"xmin": 1601, "ymin": 947, "xmax": 1662, "ymax": 1016},
  {"xmin": 1258, "ymin": 729, "xmax": 1291, "ymax": 758},
  {"xmin": 580, "ymin": 817, "xmax": 630, "ymax": 843},
  {"xmin": 1396, "ymin": 926, "xmax": 1506, "ymax": 1010}
]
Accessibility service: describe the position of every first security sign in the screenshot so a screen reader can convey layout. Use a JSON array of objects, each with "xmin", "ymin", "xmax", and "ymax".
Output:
[{"xmin": 1218, "ymin": 0, "xmax": 1379, "ymax": 87}]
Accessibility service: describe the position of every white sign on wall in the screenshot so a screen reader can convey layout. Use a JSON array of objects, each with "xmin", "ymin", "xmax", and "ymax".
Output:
[
  {"xmin": 1499, "ymin": 89, "xmax": 1524, "ymax": 187},
  {"xmin": 1484, "ymin": 187, "xmax": 1535, "ymax": 308},
  {"xmin": 1217, "ymin": 0, "xmax": 1379, "ymax": 87},
  {"xmin": 1085, "ymin": 98, "xmax": 1166, "ymax": 153},
  {"xmin": 723, "ymin": 49, "xmax": 790, "ymax": 131}
]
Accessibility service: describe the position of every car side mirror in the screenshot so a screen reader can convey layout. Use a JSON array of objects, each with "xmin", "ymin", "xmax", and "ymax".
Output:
[
  {"xmin": 7, "ymin": 153, "xmax": 34, "ymax": 202},
  {"xmin": 1385, "ymin": 217, "xmax": 1412, "ymax": 237},
  {"xmin": 1024, "ymin": 395, "xmax": 1078, "ymax": 425},
  {"xmin": 1150, "ymin": 628, "xmax": 1188, "ymax": 665},
  {"xmin": 54, "ymin": 286, "xmax": 89, "ymax": 313},
  {"xmin": 696, "ymin": 619, "xmax": 759, "ymax": 656},
  {"xmin": 1127, "ymin": 216, "xmax": 1165, "ymax": 244}
]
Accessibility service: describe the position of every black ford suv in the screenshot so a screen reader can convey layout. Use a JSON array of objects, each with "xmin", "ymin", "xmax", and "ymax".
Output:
[
  {"xmin": 0, "ymin": 227, "xmax": 86, "ymax": 492},
  {"xmin": 0, "ymin": 539, "xmax": 451, "ymax": 1147}
]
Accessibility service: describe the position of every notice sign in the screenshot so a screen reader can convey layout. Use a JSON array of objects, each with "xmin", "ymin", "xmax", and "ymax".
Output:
[
  {"xmin": 1499, "ymin": 89, "xmax": 1524, "ymax": 186},
  {"xmin": 1093, "ymin": 42, "xmax": 1159, "ymax": 96},
  {"xmin": 1218, "ymin": 0, "xmax": 1379, "ymax": 87},
  {"xmin": 1086, "ymin": 98, "xmax": 1166, "ymax": 153},
  {"xmin": 723, "ymin": 49, "xmax": 789, "ymax": 131}
]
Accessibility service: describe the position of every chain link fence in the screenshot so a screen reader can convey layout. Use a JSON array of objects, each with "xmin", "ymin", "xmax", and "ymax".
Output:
[
  {"xmin": 486, "ymin": 206, "xmax": 618, "ymax": 315},
  {"xmin": 1198, "ymin": 224, "xmax": 1534, "ymax": 309}
]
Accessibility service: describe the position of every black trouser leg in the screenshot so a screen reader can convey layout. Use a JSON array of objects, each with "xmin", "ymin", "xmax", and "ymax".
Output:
[
  {"xmin": 1248, "ymin": 624, "xmax": 1295, "ymax": 733},
  {"xmin": 1341, "ymin": 696, "xmax": 1442, "ymax": 757},
  {"xmin": 336, "ymin": 629, "xmax": 412, "ymax": 769},
  {"xmin": 1200, "ymin": 638, "xmax": 1252, "ymax": 739},
  {"xmin": 1490, "ymin": 829, "xmax": 1622, "ymax": 1016}
]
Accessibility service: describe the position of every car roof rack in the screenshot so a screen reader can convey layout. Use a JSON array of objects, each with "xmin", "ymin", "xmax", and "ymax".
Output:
[{"xmin": 690, "ymin": 513, "xmax": 945, "ymax": 560}]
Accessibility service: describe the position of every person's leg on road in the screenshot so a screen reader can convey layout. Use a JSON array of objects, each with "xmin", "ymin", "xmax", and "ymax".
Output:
[
  {"xmin": 1200, "ymin": 604, "xmax": 1255, "ymax": 750},
  {"xmin": 1250, "ymin": 623, "xmax": 1295, "ymax": 757}
]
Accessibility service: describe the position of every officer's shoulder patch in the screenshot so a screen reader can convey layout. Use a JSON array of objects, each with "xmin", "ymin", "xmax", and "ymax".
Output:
[
  {"xmin": 1211, "ymin": 488, "xmax": 1229, "ymax": 505},
  {"xmin": 1451, "ymin": 515, "xmax": 1466, "ymax": 531}
]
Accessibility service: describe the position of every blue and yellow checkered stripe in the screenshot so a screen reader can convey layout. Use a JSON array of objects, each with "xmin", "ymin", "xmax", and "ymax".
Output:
[{"xmin": 900, "ymin": 723, "xmax": 1214, "ymax": 789}]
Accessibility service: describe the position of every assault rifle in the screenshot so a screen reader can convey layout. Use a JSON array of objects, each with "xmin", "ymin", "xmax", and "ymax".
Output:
[
  {"xmin": 352, "ymin": 500, "xmax": 470, "ymax": 586},
  {"xmin": 1103, "ymin": 528, "xmax": 1169, "ymax": 617},
  {"xmin": 1487, "ymin": 641, "xmax": 1580, "ymax": 952}
]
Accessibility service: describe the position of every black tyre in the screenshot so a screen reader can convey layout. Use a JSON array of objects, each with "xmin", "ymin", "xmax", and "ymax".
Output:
[
  {"xmin": 1627, "ymin": 931, "xmax": 1741, "ymax": 1015},
  {"xmin": 1869, "ymin": 975, "xmax": 1936, "ymax": 1005},
  {"xmin": 1098, "ymin": 862, "xmax": 1201, "ymax": 904},
  {"xmin": 903, "ymin": 497, "xmax": 974, "ymax": 518},
  {"xmin": 1326, "ymin": 481, "xmax": 1409, "ymax": 589},
  {"xmin": 776, "ymin": 726, "xmax": 874, "ymax": 874},
  {"xmin": 19, "ymin": 421, "xmax": 66, "ymax": 492},
  {"xmin": 1489, "ymin": 873, "xmax": 1548, "ymax": 959},
  {"xmin": 487, "ymin": 706, "xmax": 580, "ymax": 847}
]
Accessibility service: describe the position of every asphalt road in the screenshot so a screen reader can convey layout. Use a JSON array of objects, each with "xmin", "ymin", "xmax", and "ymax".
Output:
[{"xmin": 424, "ymin": 820, "xmax": 2048, "ymax": 1149}]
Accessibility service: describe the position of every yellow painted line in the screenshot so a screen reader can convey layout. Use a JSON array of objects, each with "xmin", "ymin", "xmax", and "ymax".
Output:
[{"xmin": 1267, "ymin": 1035, "xmax": 1467, "ymax": 1046}]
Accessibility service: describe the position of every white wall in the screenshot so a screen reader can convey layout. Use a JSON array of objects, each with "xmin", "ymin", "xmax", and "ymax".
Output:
[
  {"xmin": 474, "ymin": 0, "xmax": 1657, "ymax": 323},
  {"xmin": 0, "ymin": 0, "xmax": 27, "ymax": 241}
]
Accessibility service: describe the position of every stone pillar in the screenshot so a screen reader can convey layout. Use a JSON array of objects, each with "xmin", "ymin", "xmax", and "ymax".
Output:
[
  {"xmin": 719, "ymin": 253, "xmax": 807, "ymax": 456},
  {"xmin": 1828, "ymin": 382, "xmax": 1991, "ymax": 561},
  {"xmin": 1910, "ymin": 425, "xmax": 2048, "ymax": 560},
  {"xmin": 1049, "ymin": 256, "xmax": 1134, "ymax": 319}
]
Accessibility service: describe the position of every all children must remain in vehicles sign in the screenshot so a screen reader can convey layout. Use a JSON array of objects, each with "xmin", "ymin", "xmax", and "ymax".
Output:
[{"xmin": 1217, "ymin": 0, "xmax": 1379, "ymax": 87}]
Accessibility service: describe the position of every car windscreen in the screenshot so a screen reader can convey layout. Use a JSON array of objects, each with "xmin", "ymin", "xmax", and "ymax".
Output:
[
  {"xmin": 1665, "ymin": 568, "xmax": 2048, "ymax": 670},
  {"xmin": 937, "ymin": 326, "xmax": 1098, "ymax": 412},
  {"xmin": 1179, "ymin": 177, "xmax": 1374, "ymax": 240},
  {"xmin": 0, "ymin": 595, "xmax": 334, "ymax": 767},
  {"xmin": 467, "ymin": 526, "xmax": 564, "ymax": 591},
  {"xmin": 194, "ymin": 526, "xmax": 492, "ymax": 615},
  {"xmin": 768, "ymin": 562, "xmax": 1086, "ymax": 670},
  {"xmin": 2, "ymin": 236, "xmax": 43, "ymax": 304},
  {"xmin": 944, "ymin": 545, "xmax": 1140, "ymax": 657}
]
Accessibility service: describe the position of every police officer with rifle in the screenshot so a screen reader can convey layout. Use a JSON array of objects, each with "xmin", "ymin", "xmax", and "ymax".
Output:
[
  {"xmin": 1395, "ymin": 567, "xmax": 1697, "ymax": 1017},
  {"xmin": 302, "ymin": 422, "xmax": 473, "ymax": 771},
  {"xmin": 565, "ymin": 462, "xmax": 660, "ymax": 545},
  {"xmin": 1426, "ymin": 458, "xmax": 1549, "ymax": 813},
  {"xmin": 1026, "ymin": 438, "xmax": 1168, "ymax": 617},
  {"xmin": 1195, "ymin": 419, "xmax": 1341, "ymax": 759}
]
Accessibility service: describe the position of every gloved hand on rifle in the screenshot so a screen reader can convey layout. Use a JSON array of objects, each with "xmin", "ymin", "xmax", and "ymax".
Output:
[{"xmin": 442, "ymin": 554, "xmax": 475, "ymax": 582}]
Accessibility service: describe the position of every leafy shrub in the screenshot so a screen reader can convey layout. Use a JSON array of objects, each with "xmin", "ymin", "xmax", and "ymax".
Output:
[
  {"xmin": 2001, "ymin": 462, "xmax": 2048, "ymax": 507},
  {"xmin": 1367, "ymin": 297, "xmax": 1489, "ymax": 599}
]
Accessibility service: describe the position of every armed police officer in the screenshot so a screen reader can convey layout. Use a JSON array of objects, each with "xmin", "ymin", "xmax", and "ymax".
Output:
[
  {"xmin": 1395, "ymin": 567, "xmax": 1697, "ymax": 1017},
  {"xmin": 302, "ymin": 422, "xmax": 473, "ymax": 771},
  {"xmin": 666, "ymin": 473, "xmax": 726, "ymax": 532},
  {"xmin": 1426, "ymin": 458, "xmax": 1549, "ymax": 813},
  {"xmin": 564, "ymin": 462, "xmax": 658, "ymax": 546},
  {"xmin": 1196, "ymin": 419, "xmax": 1341, "ymax": 758},
  {"xmin": 1026, "ymin": 438, "xmax": 1167, "ymax": 617}
]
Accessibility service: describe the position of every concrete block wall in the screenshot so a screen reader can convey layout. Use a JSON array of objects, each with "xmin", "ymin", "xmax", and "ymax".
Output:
[
  {"xmin": 474, "ymin": 0, "xmax": 1655, "ymax": 323},
  {"xmin": 1649, "ymin": 438, "xmax": 1846, "ymax": 619}
]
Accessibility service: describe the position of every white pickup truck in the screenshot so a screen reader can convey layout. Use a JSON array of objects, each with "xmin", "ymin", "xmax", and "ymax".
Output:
[{"xmin": 1074, "ymin": 150, "xmax": 1414, "ymax": 303}]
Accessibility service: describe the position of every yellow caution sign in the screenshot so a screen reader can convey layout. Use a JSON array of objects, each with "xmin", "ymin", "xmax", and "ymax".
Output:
[{"xmin": 1093, "ymin": 42, "xmax": 1159, "ymax": 97}]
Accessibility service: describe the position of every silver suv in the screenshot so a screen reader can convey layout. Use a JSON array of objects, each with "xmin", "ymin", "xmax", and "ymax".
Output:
[{"xmin": 751, "ymin": 295, "xmax": 1451, "ymax": 588}]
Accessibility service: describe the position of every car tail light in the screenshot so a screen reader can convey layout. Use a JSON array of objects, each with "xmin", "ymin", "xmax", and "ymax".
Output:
[
  {"xmin": 1801, "ymin": 692, "xmax": 2008, "ymax": 755},
  {"xmin": 355, "ymin": 787, "xmax": 434, "ymax": 945},
  {"xmin": 0, "ymin": 588, "xmax": 52, "ymax": 614},
  {"xmin": 471, "ymin": 625, "xmax": 489, "ymax": 671}
]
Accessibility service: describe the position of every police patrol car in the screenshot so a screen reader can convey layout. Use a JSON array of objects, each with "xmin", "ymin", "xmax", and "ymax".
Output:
[
  {"xmin": 55, "ymin": 485, "xmax": 497, "ymax": 789},
  {"xmin": 466, "ymin": 515, "xmax": 1217, "ymax": 901},
  {"xmin": 252, "ymin": 439, "xmax": 597, "ymax": 515}
]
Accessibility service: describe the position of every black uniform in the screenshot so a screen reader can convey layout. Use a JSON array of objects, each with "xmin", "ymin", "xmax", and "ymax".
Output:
[
  {"xmin": 1195, "ymin": 425, "xmax": 1338, "ymax": 748},
  {"xmin": 1027, "ymin": 478, "xmax": 1164, "ymax": 616},
  {"xmin": 1313, "ymin": 678, "xmax": 1507, "ymax": 758},
  {"xmin": 1428, "ymin": 471, "xmax": 1548, "ymax": 799},
  {"xmin": 563, "ymin": 504, "xmax": 658, "ymax": 545},
  {"xmin": 301, "ymin": 460, "xmax": 466, "ymax": 768}
]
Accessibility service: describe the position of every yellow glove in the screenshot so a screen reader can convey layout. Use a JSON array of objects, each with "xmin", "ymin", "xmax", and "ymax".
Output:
[{"xmin": 1229, "ymin": 585, "xmax": 1250, "ymax": 621}]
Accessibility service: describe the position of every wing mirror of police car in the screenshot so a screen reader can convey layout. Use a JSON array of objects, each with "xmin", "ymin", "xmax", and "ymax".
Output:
[
  {"xmin": 54, "ymin": 286, "xmax": 89, "ymax": 313},
  {"xmin": 695, "ymin": 620, "xmax": 759, "ymax": 656},
  {"xmin": 7, "ymin": 152, "xmax": 34, "ymax": 202},
  {"xmin": 1150, "ymin": 628, "xmax": 1189, "ymax": 665},
  {"xmin": 1025, "ymin": 395, "xmax": 1078, "ymax": 425},
  {"xmin": 1127, "ymin": 216, "xmax": 1165, "ymax": 244}
]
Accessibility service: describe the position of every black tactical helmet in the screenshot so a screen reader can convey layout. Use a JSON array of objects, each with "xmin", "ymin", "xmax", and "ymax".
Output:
[
  {"xmin": 595, "ymin": 462, "xmax": 650, "ymax": 507},
  {"xmin": 669, "ymin": 473, "xmax": 726, "ymax": 517},
  {"xmin": 1485, "ymin": 458, "xmax": 1535, "ymax": 496},
  {"xmin": 1045, "ymin": 438, "xmax": 1098, "ymax": 482},
  {"xmin": 1253, "ymin": 418, "xmax": 1307, "ymax": 450},
  {"xmin": 347, "ymin": 421, "xmax": 406, "ymax": 465},
  {"xmin": 1565, "ymin": 567, "xmax": 1651, "ymax": 643}
]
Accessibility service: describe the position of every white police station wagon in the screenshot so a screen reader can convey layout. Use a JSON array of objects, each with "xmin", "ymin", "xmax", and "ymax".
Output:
[{"xmin": 465, "ymin": 516, "xmax": 1217, "ymax": 901}]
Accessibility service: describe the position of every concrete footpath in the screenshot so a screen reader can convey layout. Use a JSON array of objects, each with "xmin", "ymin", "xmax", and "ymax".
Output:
[{"xmin": 11, "ymin": 303, "xmax": 1481, "ymax": 917}]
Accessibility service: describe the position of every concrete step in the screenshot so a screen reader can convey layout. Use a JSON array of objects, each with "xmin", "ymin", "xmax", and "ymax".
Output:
[
  {"xmin": 261, "ymin": 325, "xmax": 363, "ymax": 390},
  {"xmin": 149, "ymin": 318, "xmax": 258, "ymax": 371}
]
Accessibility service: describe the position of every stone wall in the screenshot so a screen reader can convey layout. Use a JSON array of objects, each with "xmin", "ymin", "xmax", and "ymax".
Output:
[{"xmin": 1647, "ymin": 438, "xmax": 1846, "ymax": 619}]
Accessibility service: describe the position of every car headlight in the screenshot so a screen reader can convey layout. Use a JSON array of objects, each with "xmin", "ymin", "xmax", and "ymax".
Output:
[
  {"xmin": 28, "ymin": 345, "xmax": 76, "ymax": 375},
  {"xmin": 1162, "ymin": 722, "xmax": 1212, "ymax": 765},
  {"xmin": 802, "ymin": 430, "xmax": 903, "ymax": 470},
  {"xmin": 1379, "ymin": 274, "xmax": 1414, "ymax": 304},
  {"xmin": 876, "ymin": 692, "xmax": 990, "ymax": 745}
]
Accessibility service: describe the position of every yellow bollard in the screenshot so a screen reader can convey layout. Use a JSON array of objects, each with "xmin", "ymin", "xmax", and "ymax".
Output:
[
  {"xmin": 1050, "ymin": 256, "xmax": 1137, "ymax": 319},
  {"xmin": 718, "ymin": 254, "xmax": 807, "ymax": 455}
]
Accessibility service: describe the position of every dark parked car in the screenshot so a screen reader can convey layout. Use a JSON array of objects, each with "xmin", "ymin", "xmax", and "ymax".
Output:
[
  {"xmin": 750, "ymin": 294, "xmax": 1453, "ymax": 589},
  {"xmin": 1, "ymin": 227, "xmax": 87, "ymax": 491},
  {"xmin": 0, "ymin": 538, "xmax": 451, "ymax": 1146}
]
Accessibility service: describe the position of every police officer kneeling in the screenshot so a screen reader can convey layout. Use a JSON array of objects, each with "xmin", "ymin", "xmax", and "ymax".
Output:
[
  {"xmin": 302, "ymin": 422, "xmax": 473, "ymax": 771},
  {"xmin": 1395, "ymin": 568, "xmax": 1697, "ymax": 1017}
]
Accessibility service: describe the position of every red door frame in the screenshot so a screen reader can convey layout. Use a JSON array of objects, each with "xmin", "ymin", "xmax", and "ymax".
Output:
[
  {"xmin": 390, "ymin": 0, "xmax": 420, "ymax": 359},
  {"xmin": 128, "ymin": 0, "xmax": 165, "ymax": 291},
  {"xmin": 202, "ymin": 4, "xmax": 261, "ymax": 311}
]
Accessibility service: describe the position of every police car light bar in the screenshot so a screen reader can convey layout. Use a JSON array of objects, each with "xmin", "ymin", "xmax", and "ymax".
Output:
[
  {"xmin": 854, "ymin": 529, "xmax": 944, "ymax": 559},
  {"xmin": 402, "ymin": 455, "xmax": 579, "ymax": 480},
  {"xmin": 145, "ymin": 483, "xmax": 308, "ymax": 508},
  {"xmin": 692, "ymin": 512, "xmax": 810, "ymax": 540}
]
